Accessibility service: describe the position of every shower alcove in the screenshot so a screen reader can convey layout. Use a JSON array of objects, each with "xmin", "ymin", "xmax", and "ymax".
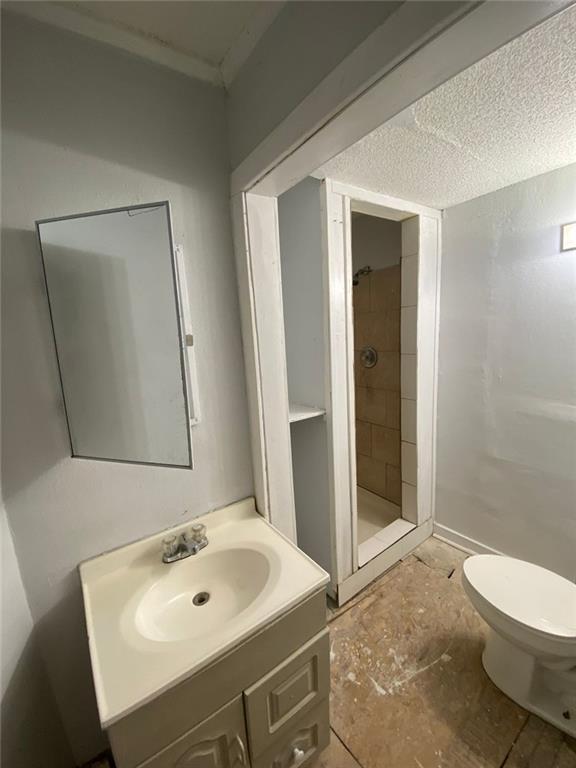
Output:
[{"xmin": 233, "ymin": 177, "xmax": 441, "ymax": 605}]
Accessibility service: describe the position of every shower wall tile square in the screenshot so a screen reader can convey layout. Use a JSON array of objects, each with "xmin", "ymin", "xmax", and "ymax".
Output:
[
  {"xmin": 372, "ymin": 425, "xmax": 401, "ymax": 467},
  {"xmin": 401, "ymin": 306, "xmax": 417, "ymax": 355},
  {"xmin": 355, "ymin": 311, "xmax": 400, "ymax": 352},
  {"xmin": 384, "ymin": 391, "xmax": 400, "ymax": 430},
  {"xmin": 401, "ymin": 254, "xmax": 418, "ymax": 307},
  {"xmin": 402, "ymin": 216, "xmax": 419, "ymax": 257},
  {"xmin": 402, "ymin": 482, "xmax": 418, "ymax": 524},
  {"xmin": 401, "ymin": 441, "xmax": 417, "ymax": 486},
  {"xmin": 370, "ymin": 265, "xmax": 401, "ymax": 312},
  {"xmin": 355, "ymin": 350, "xmax": 400, "ymax": 391},
  {"xmin": 353, "ymin": 278, "xmax": 370, "ymax": 313},
  {"xmin": 401, "ymin": 398, "xmax": 417, "ymax": 444},
  {"xmin": 356, "ymin": 386, "xmax": 386, "ymax": 426},
  {"xmin": 401, "ymin": 354, "xmax": 417, "ymax": 399},
  {"xmin": 356, "ymin": 420, "xmax": 371, "ymax": 457},
  {"xmin": 386, "ymin": 464, "xmax": 402, "ymax": 505},
  {"xmin": 357, "ymin": 454, "xmax": 388, "ymax": 498},
  {"xmin": 355, "ymin": 387, "xmax": 401, "ymax": 431}
]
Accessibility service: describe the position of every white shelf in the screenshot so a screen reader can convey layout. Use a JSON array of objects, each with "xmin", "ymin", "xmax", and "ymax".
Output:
[{"xmin": 289, "ymin": 404, "xmax": 325, "ymax": 423}]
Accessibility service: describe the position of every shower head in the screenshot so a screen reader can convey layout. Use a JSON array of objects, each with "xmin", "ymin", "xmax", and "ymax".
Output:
[{"xmin": 353, "ymin": 265, "xmax": 372, "ymax": 286}]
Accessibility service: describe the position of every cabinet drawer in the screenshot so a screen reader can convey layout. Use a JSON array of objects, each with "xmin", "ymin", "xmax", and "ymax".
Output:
[
  {"xmin": 139, "ymin": 696, "xmax": 248, "ymax": 768},
  {"xmin": 251, "ymin": 699, "xmax": 329, "ymax": 768},
  {"xmin": 244, "ymin": 630, "xmax": 329, "ymax": 757}
]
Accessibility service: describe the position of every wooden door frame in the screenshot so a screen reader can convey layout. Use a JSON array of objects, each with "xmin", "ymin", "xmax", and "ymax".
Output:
[{"xmin": 323, "ymin": 182, "xmax": 442, "ymax": 580}]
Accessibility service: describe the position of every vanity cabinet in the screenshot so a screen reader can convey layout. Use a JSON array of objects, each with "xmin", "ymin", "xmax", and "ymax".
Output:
[
  {"xmin": 139, "ymin": 697, "xmax": 247, "ymax": 768},
  {"xmin": 108, "ymin": 590, "xmax": 330, "ymax": 768}
]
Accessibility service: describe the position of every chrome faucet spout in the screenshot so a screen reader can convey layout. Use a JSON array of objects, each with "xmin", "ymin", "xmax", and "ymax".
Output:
[{"xmin": 162, "ymin": 524, "xmax": 208, "ymax": 563}]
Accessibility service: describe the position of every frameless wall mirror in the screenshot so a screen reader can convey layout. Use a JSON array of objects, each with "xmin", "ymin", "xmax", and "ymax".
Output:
[{"xmin": 37, "ymin": 202, "xmax": 194, "ymax": 468}]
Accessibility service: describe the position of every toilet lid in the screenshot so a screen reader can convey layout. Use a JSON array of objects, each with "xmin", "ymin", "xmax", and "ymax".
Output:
[{"xmin": 463, "ymin": 555, "xmax": 576, "ymax": 638}]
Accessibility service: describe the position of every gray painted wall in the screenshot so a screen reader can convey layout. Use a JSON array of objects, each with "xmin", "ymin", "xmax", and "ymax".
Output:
[
  {"xmin": 1, "ymin": 505, "xmax": 74, "ymax": 768},
  {"xmin": 278, "ymin": 178, "xmax": 325, "ymax": 408},
  {"xmin": 1, "ymin": 13, "xmax": 252, "ymax": 763},
  {"xmin": 437, "ymin": 163, "xmax": 576, "ymax": 580},
  {"xmin": 227, "ymin": 0, "xmax": 402, "ymax": 168}
]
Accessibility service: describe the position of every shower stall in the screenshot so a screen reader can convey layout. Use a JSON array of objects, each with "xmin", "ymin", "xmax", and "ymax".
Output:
[{"xmin": 351, "ymin": 214, "xmax": 417, "ymax": 566}]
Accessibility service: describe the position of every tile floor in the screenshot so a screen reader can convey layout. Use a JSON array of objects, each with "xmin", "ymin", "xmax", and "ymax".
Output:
[
  {"xmin": 87, "ymin": 539, "xmax": 575, "ymax": 768},
  {"xmin": 357, "ymin": 487, "xmax": 401, "ymax": 544},
  {"xmin": 323, "ymin": 538, "xmax": 576, "ymax": 768}
]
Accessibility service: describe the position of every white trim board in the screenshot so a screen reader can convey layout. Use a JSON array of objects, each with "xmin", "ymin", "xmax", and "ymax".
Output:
[
  {"xmin": 243, "ymin": 193, "xmax": 296, "ymax": 541},
  {"xmin": 321, "ymin": 183, "xmax": 355, "ymax": 585},
  {"xmin": 231, "ymin": 195, "xmax": 269, "ymax": 517},
  {"xmin": 433, "ymin": 523, "xmax": 505, "ymax": 558},
  {"xmin": 335, "ymin": 181, "xmax": 441, "ymax": 532},
  {"xmin": 332, "ymin": 182, "xmax": 441, "ymax": 221},
  {"xmin": 234, "ymin": 1, "xmax": 571, "ymax": 197},
  {"xmin": 358, "ymin": 519, "xmax": 416, "ymax": 568},
  {"xmin": 338, "ymin": 519, "xmax": 433, "ymax": 606}
]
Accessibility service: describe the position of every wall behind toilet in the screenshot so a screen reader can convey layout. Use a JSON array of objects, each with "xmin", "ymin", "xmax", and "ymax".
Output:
[
  {"xmin": 436, "ymin": 163, "xmax": 576, "ymax": 580},
  {"xmin": 1, "ymin": 12, "xmax": 253, "ymax": 763}
]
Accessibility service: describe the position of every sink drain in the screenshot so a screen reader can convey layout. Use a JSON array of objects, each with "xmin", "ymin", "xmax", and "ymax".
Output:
[{"xmin": 192, "ymin": 591, "xmax": 210, "ymax": 607}]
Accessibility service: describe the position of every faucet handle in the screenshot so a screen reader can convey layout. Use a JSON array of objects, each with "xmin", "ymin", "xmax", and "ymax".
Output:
[
  {"xmin": 162, "ymin": 534, "xmax": 179, "ymax": 559},
  {"xmin": 190, "ymin": 523, "xmax": 207, "ymax": 543}
]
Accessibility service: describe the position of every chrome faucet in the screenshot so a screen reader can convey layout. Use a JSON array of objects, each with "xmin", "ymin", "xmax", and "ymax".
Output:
[{"xmin": 162, "ymin": 523, "xmax": 208, "ymax": 563}]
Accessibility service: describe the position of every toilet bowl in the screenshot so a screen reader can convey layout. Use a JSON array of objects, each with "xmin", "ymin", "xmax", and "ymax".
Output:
[{"xmin": 462, "ymin": 555, "xmax": 576, "ymax": 736}]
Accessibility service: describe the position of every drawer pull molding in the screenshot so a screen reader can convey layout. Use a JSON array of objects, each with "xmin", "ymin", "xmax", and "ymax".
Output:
[
  {"xmin": 174, "ymin": 735, "xmax": 228, "ymax": 766},
  {"xmin": 233, "ymin": 735, "xmax": 248, "ymax": 766},
  {"xmin": 172, "ymin": 734, "xmax": 246, "ymax": 768}
]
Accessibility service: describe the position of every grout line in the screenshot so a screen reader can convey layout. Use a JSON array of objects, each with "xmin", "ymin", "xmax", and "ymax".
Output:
[{"xmin": 331, "ymin": 726, "xmax": 366, "ymax": 767}]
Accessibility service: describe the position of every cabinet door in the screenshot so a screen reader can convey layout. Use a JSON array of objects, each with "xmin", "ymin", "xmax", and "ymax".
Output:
[{"xmin": 140, "ymin": 696, "xmax": 249, "ymax": 768}]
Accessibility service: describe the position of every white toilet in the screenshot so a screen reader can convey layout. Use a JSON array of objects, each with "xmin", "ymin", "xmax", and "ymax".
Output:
[{"xmin": 463, "ymin": 554, "xmax": 576, "ymax": 737}]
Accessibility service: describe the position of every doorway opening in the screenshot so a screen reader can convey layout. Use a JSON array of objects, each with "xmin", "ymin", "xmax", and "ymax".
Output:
[{"xmin": 350, "ymin": 206, "xmax": 426, "ymax": 568}]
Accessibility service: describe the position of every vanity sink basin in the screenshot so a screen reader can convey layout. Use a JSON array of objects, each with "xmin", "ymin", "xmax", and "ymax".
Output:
[
  {"xmin": 134, "ymin": 548, "xmax": 270, "ymax": 643},
  {"xmin": 80, "ymin": 498, "xmax": 329, "ymax": 727}
]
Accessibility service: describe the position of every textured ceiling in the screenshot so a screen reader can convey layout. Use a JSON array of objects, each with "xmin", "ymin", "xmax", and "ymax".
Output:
[{"xmin": 317, "ymin": 6, "xmax": 576, "ymax": 210}]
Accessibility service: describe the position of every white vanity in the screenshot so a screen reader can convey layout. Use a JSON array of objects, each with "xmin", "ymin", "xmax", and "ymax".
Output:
[{"xmin": 80, "ymin": 499, "xmax": 330, "ymax": 768}]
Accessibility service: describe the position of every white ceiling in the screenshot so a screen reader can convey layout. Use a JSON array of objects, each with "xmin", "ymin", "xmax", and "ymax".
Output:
[
  {"xmin": 7, "ymin": 1, "xmax": 284, "ymax": 87},
  {"xmin": 316, "ymin": 5, "xmax": 576, "ymax": 210}
]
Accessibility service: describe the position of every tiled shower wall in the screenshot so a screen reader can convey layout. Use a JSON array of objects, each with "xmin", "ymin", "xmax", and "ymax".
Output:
[{"xmin": 353, "ymin": 265, "xmax": 401, "ymax": 505}]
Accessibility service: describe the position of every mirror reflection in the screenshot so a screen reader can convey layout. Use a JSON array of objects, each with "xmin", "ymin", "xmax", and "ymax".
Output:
[{"xmin": 37, "ymin": 202, "xmax": 192, "ymax": 468}]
